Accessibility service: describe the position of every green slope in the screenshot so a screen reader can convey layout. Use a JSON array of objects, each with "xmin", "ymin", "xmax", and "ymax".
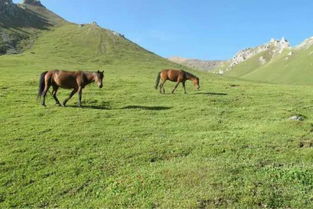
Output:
[
  {"xmin": 226, "ymin": 50, "xmax": 274, "ymax": 78},
  {"xmin": 222, "ymin": 42, "xmax": 313, "ymax": 85},
  {"xmin": 242, "ymin": 46, "xmax": 313, "ymax": 85},
  {"xmin": 23, "ymin": 23, "xmax": 166, "ymax": 66}
]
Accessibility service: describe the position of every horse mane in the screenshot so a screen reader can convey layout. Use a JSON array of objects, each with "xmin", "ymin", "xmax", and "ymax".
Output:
[{"xmin": 182, "ymin": 70, "xmax": 198, "ymax": 79}]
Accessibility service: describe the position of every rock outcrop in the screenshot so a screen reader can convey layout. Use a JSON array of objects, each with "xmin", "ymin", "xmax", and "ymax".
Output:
[
  {"xmin": 215, "ymin": 37, "xmax": 291, "ymax": 74},
  {"xmin": 230, "ymin": 37, "xmax": 290, "ymax": 67},
  {"xmin": 22, "ymin": 0, "xmax": 44, "ymax": 7}
]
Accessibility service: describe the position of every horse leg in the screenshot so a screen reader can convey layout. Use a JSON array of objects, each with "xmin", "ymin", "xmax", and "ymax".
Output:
[
  {"xmin": 159, "ymin": 80, "xmax": 166, "ymax": 94},
  {"xmin": 182, "ymin": 81, "xmax": 187, "ymax": 94},
  {"xmin": 63, "ymin": 88, "xmax": 78, "ymax": 107},
  {"xmin": 172, "ymin": 82, "xmax": 180, "ymax": 94},
  {"xmin": 52, "ymin": 86, "xmax": 61, "ymax": 106},
  {"xmin": 77, "ymin": 87, "xmax": 83, "ymax": 107},
  {"xmin": 41, "ymin": 80, "xmax": 51, "ymax": 106}
]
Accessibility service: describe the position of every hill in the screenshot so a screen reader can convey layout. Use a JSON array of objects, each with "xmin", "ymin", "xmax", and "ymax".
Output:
[
  {"xmin": 168, "ymin": 56, "xmax": 223, "ymax": 72},
  {"xmin": 0, "ymin": 0, "xmax": 65, "ymax": 54},
  {"xmin": 216, "ymin": 37, "xmax": 313, "ymax": 85},
  {"xmin": 0, "ymin": 0, "xmax": 169, "ymax": 67}
]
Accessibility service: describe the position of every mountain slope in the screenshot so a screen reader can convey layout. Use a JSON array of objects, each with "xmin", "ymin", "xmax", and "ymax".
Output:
[
  {"xmin": 241, "ymin": 44, "xmax": 313, "ymax": 85},
  {"xmin": 0, "ymin": 0, "xmax": 65, "ymax": 54},
  {"xmin": 216, "ymin": 37, "xmax": 313, "ymax": 85},
  {"xmin": 0, "ymin": 0, "xmax": 169, "ymax": 67},
  {"xmin": 23, "ymin": 22, "xmax": 165, "ymax": 66}
]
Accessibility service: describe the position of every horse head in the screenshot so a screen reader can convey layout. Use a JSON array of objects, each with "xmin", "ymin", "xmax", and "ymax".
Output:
[
  {"xmin": 193, "ymin": 77, "xmax": 200, "ymax": 90},
  {"xmin": 95, "ymin": 70, "xmax": 104, "ymax": 88}
]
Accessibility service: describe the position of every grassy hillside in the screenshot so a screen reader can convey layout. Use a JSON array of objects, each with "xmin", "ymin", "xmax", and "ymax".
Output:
[
  {"xmin": 241, "ymin": 46, "xmax": 313, "ymax": 85},
  {"xmin": 23, "ymin": 23, "xmax": 165, "ymax": 66},
  {"xmin": 226, "ymin": 50, "xmax": 273, "ymax": 78},
  {"xmin": 221, "ymin": 41, "xmax": 313, "ymax": 85},
  {"xmin": 2, "ymin": 52, "xmax": 313, "ymax": 208}
]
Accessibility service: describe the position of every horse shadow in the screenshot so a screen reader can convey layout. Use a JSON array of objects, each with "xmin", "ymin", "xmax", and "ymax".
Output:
[
  {"xmin": 195, "ymin": 92, "xmax": 227, "ymax": 96},
  {"xmin": 66, "ymin": 105, "xmax": 110, "ymax": 110},
  {"xmin": 121, "ymin": 105, "xmax": 172, "ymax": 111},
  {"xmin": 66, "ymin": 102, "xmax": 111, "ymax": 110}
]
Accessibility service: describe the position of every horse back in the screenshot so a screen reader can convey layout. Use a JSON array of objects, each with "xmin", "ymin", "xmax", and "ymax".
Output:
[
  {"xmin": 160, "ymin": 69, "xmax": 185, "ymax": 82},
  {"xmin": 50, "ymin": 70, "xmax": 81, "ymax": 89}
]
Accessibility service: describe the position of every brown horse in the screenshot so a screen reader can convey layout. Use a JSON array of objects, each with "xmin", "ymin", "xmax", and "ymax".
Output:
[
  {"xmin": 155, "ymin": 69, "xmax": 200, "ymax": 94},
  {"xmin": 38, "ymin": 70, "xmax": 104, "ymax": 107}
]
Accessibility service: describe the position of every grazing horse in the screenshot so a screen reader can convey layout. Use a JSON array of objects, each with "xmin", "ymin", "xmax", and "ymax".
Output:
[
  {"xmin": 38, "ymin": 70, "xmax": 104, "ymax": 107},
  {"xmin": 155, "ymin": 69, "xmax": 200, "ymax": 94}
]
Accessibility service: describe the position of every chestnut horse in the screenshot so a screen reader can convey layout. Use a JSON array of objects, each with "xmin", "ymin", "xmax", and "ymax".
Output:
[
  {"xmin": 38, "ymin": 70, "xmax": 104, "ymax": 107},
  {"xmin": 155, "ymin": 69, "xmax": 200, "ymax": 94}
]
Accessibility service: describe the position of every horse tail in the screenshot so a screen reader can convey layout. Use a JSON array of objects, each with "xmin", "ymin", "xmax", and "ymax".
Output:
[
  {"xmin": 155, "ymin": 72, "xmax": 161, "ymax": 89},
  {"xmin": 38, "ymin": 71, "xmax": 48, "ymax": 98}
]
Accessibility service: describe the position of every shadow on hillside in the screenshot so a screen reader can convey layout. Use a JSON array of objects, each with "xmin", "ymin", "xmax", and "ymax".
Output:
[
  {"xmin": 121, "ymin": 105, "xmax": 172, "ymax": 111},
  {"xmin": 195, "ymin": 92, "xmax": 227, "ymax": 96}
]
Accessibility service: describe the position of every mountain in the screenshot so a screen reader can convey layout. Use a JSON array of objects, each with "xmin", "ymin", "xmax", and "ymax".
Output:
[
  {"xmin": 0, "ymin": 0, "xmax": 65, "ymax": 54},
  {"xmin": 0, "ymin": 0, "xmax": 171, "ymax": 67},
  {"xmin": 168, "ymin": 56, "xmax": 223, "ymax": 71},
  {"xmin": 214, "ymin": 37, "xmax": 313, "ymax": 85},
  {"xmin": 215, "ymin": 38, "xmax": 290, "ymax": 75}
]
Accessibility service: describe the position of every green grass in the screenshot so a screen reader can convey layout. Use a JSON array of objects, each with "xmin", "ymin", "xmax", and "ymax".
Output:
[
  {"xmin": 2, "ymin": 52, "xmax": 313, "ymax": 208},
  {"xmin": 2, "ymin": 5, "xmax": 313, "ymax": 207}
]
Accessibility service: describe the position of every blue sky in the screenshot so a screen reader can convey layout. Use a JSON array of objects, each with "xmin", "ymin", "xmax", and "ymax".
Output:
[{"xmin": 14, "ymin": 0, "xmax": 313, "ymax": 60}]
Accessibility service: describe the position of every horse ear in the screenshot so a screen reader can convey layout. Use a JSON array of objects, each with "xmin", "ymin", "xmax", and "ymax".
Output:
[
  {"xmin": 97, "ymin": 70, "xmax": 100, "ymax": 73},
  {"xmin": 101, "ymin": 71, "xmax": 104, "ymax": 73}
]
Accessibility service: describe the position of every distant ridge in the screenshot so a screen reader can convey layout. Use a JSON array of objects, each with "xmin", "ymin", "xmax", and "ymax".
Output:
[
  {"xmin": 168, "ymin": 56, "xmax": 223, "ymax": 71},
  {"xmin": 215, "ymin": 37, "xmax": 290, "ymax": 75},
  {"xmin": 214, "ymin": 37, "xmax": 313, "ymax": 85}
]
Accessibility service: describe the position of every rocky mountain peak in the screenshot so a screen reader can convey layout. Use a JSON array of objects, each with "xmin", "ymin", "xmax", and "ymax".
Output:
[
  {"xmin": 296, "ymin": 36, "xmax": 313, "ymax": 50},
  {"xmin": 22, "ymin": 0, "xmax": 44, "ymax": 7},
  {"xmin": 229, "ymin": 37, "xmax": 290, "ymax": 68}
]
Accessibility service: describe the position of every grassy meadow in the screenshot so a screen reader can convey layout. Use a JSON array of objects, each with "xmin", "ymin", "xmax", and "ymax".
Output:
[{"xmin": 1, "ymin": 49, "xmax": 313, "ymax": 208}]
